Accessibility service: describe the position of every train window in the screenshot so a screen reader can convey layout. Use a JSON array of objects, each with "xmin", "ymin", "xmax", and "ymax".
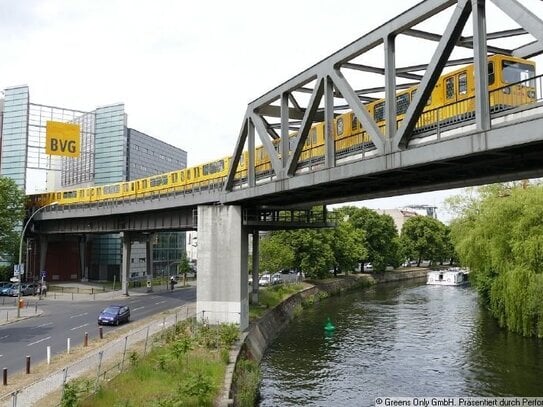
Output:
[
  {"xmin": 374, "ymin": 102, "xmax": 385, "ymax": 122},
  {"xmin": 351, "ymin": 115, "xmax": 358, "ymax": 130},
  {"xmin": 203, "ymin": 160, "xmax": 225, "ymax": 175},
  {"xmin": 336, "ymin": 118, "xmax": 344, "ymax": 135},
  {"xmin": 150, "ymin": 175, "xmax": 168, "ymax": 187},
  {"xmin": 104, "ymin": 184, "xmax": 121, "ymax": 194},
  {"xmin": 172, "ymin": 173, "xmax": 178, "ymax": 183},
  {"xmin": 458, "ymin": 72, "xmax": 467, "ymax": 95},
  {"xmin": 312, "ymin": 128, "xmax": 317, "ymax": 144},
  {"xmin": 396, "ymin": 93, "xmax": 410, "ymax": 115},
  {"xmin": 56, "ymin": 193, "xmax": 61, "ymax": 199},
  {"xmin": 488, "ymin": 63, "xmax": 495, "ymax": 85},
  {"xmin": 180, "ymin": 172, "xmax": 184, "ymax": 181},
  {"xmin": 123, "ymin": 183, "xmax": 129, "ymax": 193},
  {"xmin": 445, "ymin": 77, "xmax": 455, "ymax": 100},
  {"xmin": 142, "ymin": 180, "xmax": 148, "ymax": 188},
  {"xmin": 63, "ymin": 191, "xmax": 77, "ymax": 199},
  {"xmin": 502, "ymin": 60, "xmax": 535, "ymax": 84},
  {"xmin": 186, "ymin": 170, "xmax": 191, "ymax": 180}
]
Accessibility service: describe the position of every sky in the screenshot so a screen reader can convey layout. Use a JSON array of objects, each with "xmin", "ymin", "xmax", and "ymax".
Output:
[{"xmin": 1, "ymin": 0, "xmax": 541, "ymax": 223}]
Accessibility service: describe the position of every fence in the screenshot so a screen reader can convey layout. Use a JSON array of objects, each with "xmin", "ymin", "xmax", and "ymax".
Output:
[{"xmin": 0, "ymin": 304, "xmax": 196, "ymax": 407}]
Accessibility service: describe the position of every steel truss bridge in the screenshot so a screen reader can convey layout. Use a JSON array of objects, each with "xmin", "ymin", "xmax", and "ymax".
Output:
[{"xmin": 35, "ymin": 0, "xmax": 543, "ymax": 232}]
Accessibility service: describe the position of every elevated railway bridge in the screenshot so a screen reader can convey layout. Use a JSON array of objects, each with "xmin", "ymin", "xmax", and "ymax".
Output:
[{"xmin": 26, "ymin": 0, "xmax": 543, "ymax": 329}]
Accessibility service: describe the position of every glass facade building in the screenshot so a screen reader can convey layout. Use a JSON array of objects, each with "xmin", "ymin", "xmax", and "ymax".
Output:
[
  {"xmin": 1, "ymin": 86, "xmax": 29, "ymax": 189},
  {"xmin": 0, "ymin": 85, "xmax": 188, "ymax": 281}
]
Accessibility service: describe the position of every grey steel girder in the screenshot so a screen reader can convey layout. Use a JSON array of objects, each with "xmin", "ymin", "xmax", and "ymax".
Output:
[{"xmin": 225, "ymin": 0, "xmax": 543, "ymax": 192}]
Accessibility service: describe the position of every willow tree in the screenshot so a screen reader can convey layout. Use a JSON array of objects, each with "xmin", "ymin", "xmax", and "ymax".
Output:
[{"xmin": 449, "ymin": 184, "xmax": 543, "ymax": 337}]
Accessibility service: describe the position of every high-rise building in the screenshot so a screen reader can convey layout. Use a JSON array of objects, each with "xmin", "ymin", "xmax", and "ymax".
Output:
[{"xmin": 0, "ymin": 85, "xmax": 188, "ymax": 281}]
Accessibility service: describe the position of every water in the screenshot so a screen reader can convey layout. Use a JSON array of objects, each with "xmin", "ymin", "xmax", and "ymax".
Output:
[{"xmin": 259, "ymin": 279, "xmax": 543, "ymax": 406}]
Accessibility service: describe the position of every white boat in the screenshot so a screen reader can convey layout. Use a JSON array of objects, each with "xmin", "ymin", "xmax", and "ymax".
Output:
[{"xmin": 427, "ymin": 268, "xmax": 469, "ymax": 286}]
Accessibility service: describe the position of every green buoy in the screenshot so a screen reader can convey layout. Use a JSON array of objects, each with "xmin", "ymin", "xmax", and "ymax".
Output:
[{"xmin": 324, "ymin": 317, "xmax": 335, "ymax": 332}]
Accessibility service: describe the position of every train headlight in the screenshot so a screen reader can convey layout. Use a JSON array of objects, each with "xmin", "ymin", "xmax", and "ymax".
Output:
[
  {"xmin": 528, "ymin": 90, "xmax": 536, "ymax": 99},
  {"xmin": 502, "ymin": 87, "xmax": 511, "ymax": 94}
]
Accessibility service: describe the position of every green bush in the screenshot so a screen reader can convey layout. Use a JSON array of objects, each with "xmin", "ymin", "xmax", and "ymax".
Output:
[{"xmin": 233, "ymin": 358, "xmax": 261, "ymax": 407}]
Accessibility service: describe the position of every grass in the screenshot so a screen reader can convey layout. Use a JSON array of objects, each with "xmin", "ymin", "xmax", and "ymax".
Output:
[
  {"xmin": 64, "ymin": 320, "xmax": 238, "ymax": 407},
  {"xmin": 249, "ymin": 282, "xmax": 305, "ymax": 320}
]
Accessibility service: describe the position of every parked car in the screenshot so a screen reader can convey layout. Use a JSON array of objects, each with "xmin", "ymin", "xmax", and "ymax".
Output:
[
  {"xmin": 98, "ymin": 305, "xmax": 131, "ymax": 326},
  {"xmin": 0, "ymin": 282, "xmax": 13, "ymax": 295},
  {"xmin": 363, "ymin": 263, "xmax": 373, "ymax": 272},
  {"xmin": 9, "ymin": 283, "xmax": 37, "ymax": 296},
  {"xmin": 258, "ymin": 274, "xmax": 271, "ymax": 286},
  {"xmin": 271, "ymin": 273, "xmax": 283, "ymax": 285}
]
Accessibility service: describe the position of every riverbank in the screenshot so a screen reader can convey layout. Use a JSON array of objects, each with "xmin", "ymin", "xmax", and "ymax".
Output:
[{"xmin": 227, "ymin": 268, "xmax": 428, "ymax": 405}]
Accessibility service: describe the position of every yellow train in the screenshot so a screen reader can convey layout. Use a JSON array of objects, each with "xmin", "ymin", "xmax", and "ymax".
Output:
[{"xmin": 28, "ymin": 54, "xmax": 536, "ymax": 208}]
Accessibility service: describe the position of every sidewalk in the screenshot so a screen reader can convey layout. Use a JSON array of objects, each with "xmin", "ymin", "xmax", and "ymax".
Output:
[{"xmin": 0, "ymin": 300, "xmax": 44, "ymax": 326}]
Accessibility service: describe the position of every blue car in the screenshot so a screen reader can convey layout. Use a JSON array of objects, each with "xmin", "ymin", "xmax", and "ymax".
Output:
[
  {"xmin": 97, "ymin": 305, "xmax": 130, "ymax": 326},
  {"xmin": 1, "ymin": 283, "xmax": 15, "ymax": 296}
]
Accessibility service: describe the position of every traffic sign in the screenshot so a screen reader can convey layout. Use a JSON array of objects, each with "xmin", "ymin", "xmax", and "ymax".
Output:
[{"xmin": 14, "ymin": 264, "xmax": 24, "ymax": 276}]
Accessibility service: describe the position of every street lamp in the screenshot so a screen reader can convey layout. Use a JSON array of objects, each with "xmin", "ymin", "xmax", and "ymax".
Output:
[{"xmin": 17, "ymin": 201, "xmax": 58, "ymax": 318}]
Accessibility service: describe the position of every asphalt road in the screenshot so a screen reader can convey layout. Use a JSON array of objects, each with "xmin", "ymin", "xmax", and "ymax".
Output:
[{"xmin": 0, "ymin": 286, "xmax": 196, "ymax": 375}]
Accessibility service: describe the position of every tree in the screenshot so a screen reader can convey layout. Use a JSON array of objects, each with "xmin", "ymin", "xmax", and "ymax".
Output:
[
  {"xmin": 259, "ymin": 231, "xmax": 295, "ymax": 274},
  {"xmin": 177, "ymin": 254, "xmax": 191, "ymax": 286},
  {"xmin": 0, "ymin": 177, "xmax": 26, "ymax": 265},
  {"xmin": 327, "ymin": 216, "xmax": 367, "ymax": 275},
  {"xmin": 449, "ymin": 183, "xmax": 543, "ymax": 337},
  {"xmin": 337, "ymin": 206, "xmax": 401, "ymax": 272},
  {"xmin": 286, "ymin": 229, "xmax": 334, "ymax": 279},
  {"xmin": 400, "ymin": 216, "xmax": 450, "ymax": 266}
]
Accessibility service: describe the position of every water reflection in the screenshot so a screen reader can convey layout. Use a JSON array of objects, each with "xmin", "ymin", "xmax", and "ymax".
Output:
[{"xmin": 259, "ymin": 279, "xmax": 543, "ymax": 407}]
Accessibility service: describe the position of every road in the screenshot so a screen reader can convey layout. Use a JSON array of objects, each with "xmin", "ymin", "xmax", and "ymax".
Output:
[{"xmin": 0, "ymin": 286, "xmax": 196, "ymax": 375}]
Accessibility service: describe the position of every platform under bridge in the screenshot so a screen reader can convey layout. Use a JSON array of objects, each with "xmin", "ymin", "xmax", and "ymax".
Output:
[{"xmin": 242, "ymin": 206, "xmax": 335, "ymax": 231}]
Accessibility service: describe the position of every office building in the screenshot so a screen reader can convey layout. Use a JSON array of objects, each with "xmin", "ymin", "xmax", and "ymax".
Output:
[{"xmin": 0, "ymin": 85, "xmax": 187, "ymax": 281}]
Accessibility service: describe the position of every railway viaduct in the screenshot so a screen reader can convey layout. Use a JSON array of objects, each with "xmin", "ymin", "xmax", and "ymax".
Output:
[{"xmin": 27, "ymin": 0, "xmax": 543, "ymax": 330}]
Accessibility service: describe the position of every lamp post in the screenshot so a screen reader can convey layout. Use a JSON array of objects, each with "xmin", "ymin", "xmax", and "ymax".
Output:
[{"xmin": 17, "ymin": 201, "xmax": 58, "ymax": 318}]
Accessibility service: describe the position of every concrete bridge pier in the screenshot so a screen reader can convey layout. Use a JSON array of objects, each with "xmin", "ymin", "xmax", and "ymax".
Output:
[
  {"xmin": 39, "ymin": 236, "xmax": 48, "ymax": 278},
  {"xmin": 79, "ymin": 235, "xmax": 88, "ymax": 281},
  {"xmin": 197, "ymin": 205, "xmax": 249, "ymax": 331},
  {"xmin": 121, "ymin": 232, "xmax": 131, "ymax": 296}
]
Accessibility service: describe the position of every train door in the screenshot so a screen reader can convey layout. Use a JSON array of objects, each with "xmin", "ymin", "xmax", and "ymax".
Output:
[{"xmin": 443, "ymin": 71, "xmax": 469, "ymax": 121}]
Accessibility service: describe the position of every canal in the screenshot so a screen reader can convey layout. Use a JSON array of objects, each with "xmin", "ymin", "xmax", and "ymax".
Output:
[{"xmin": 259, "ymin": 278, "xmax": 543, "ymax": 406}]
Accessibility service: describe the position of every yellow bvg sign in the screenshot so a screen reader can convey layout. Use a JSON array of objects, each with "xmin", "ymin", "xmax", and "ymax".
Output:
[{"xmin": 46, "ymin": 121, "xmax": 80, "ymax": 157}]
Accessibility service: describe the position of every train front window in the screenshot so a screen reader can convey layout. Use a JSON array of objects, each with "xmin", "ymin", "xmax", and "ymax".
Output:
[{"xmin": 502, "ymin": 61, "xmax": 535, "ymax": 84}]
